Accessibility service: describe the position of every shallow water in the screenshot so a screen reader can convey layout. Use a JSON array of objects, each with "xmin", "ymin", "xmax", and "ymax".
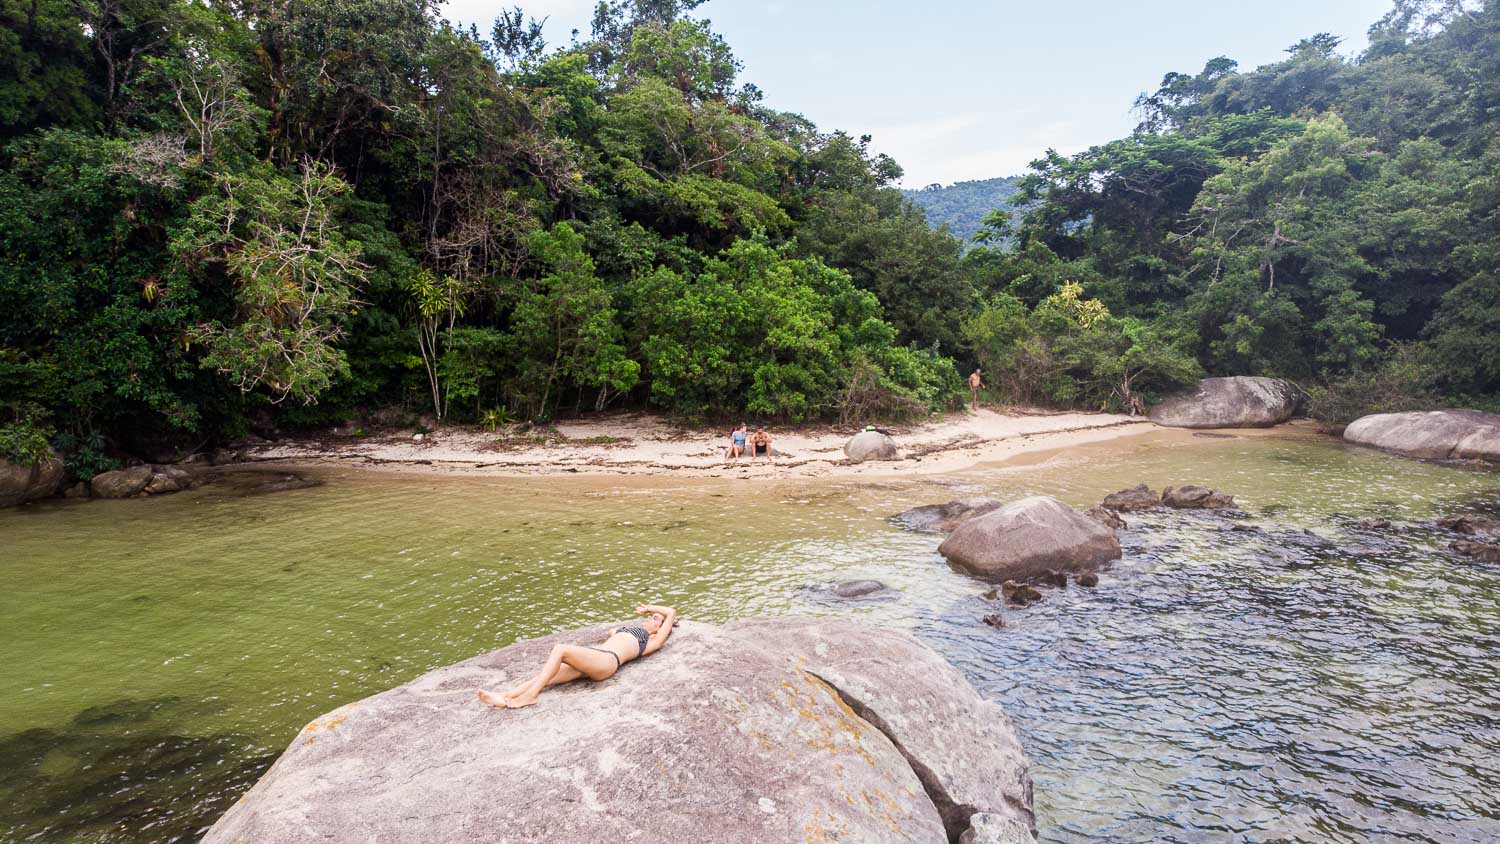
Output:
[{"xmin": 1, "ymin": 429, "xmax": 1497, "ymax": 842}]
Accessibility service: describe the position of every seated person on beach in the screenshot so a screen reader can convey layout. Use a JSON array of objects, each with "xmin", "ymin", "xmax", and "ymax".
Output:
[
  {"xmin": 477, "ymin": 604, "xmax": 677, "ymax": 709},
  {"xmin": 750, "ymin": 428, "xmax": 772, "ymax": 458},
  {"xmin": 727, "ymin": 423, "xmax": 748, "ymax": 459}
]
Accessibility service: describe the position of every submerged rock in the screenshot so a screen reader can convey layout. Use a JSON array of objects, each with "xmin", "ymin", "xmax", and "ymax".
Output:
[
  {"xmin": 1101, "ymin": 484, "xmax": 1161, "ymax": 512},
  {"xmin": 1161, "ymin": 485, "xmax": 1235, "ymax": 509},
  {"xmin": 202, "ymin": 618, "xmax": 1035, "ymax": 844},
  {"xmin": 1450, "ymin": 539, "xmax": 1500, "ymax": 562},
  {"xmin": 1085, "ymin": 506, "xmax": 1127, "ymax": 530},
  {"xmin": 0, "ymin": 451, "xmax": 65, "ymax": 507},
  {"xmin": 1001, "ymin": 581, "xmax": 1043, "ymax": 606},
  {"xmin": 844, "ymin": 430, "xmax": 900, "ymax": 463},
  {"xmin": 894, "ymin": 497, "xmax": 1003, "ymax": 532},
  {"xmin": 1149, "ymin": 376, "xmax": 1304, "ymax": 428},
  {"xmin": 1344, "ymin": 409, "xmax": 1500, "ymax": 462},
  {"xmin": 830, "ymin": 579, "xmax": 887, "ymax": 598},
  {"xmin": 981, "ymin": 613, "xmax": 1006, "ymax": 629},
  {"xmin": 1436, "ymin": 515, "xmax": 1500, "ymax": 538},
  {"xmin": 939, "ymin": 496, "xmax": 1121, "ymax": 582},
  {"xmin": 1358, "ymin": 518, "xmax": 1392, "ymax": 530}
]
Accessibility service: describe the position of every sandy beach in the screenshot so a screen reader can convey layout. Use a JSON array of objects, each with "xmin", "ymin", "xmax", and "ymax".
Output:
[{"xmin": 241, "ymin": 408, "xmax": 1161, "ymax": 480}]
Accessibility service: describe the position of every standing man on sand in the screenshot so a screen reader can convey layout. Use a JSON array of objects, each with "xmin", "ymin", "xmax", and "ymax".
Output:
[{"xmin": 969, "ymin": 368, "xmax": 986, "ymax": 411}]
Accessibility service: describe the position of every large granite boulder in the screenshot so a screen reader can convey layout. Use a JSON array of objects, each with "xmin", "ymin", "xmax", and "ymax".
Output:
[
  {"xmin": 1343, "ymin": 409, "xmax": 1500, "ymax": 462},
  {"xmin": 0, "ymin": 452, "xmax": 65, "ymax": 507},
  {"xmin": 1149, "ymin": 376, "xmax": 1303, "ymax": 428},
  {"xmin": 203, "ymin": 618, "xmax": 1035, "ymax": 844},
  {"xmin": 938, "ymin": 495, "xmax": 1121, "ymax": 582},
  {"xmin": 894, "ymin": 497, "xmax": 1004, "ymax": 532},
  {"xmin": 845, "ymin": 430, "xmax": 900, "ymax": 462},
  {"xmin": 90, "ymin": 465, "xmax": 157, "ymax": 498}
]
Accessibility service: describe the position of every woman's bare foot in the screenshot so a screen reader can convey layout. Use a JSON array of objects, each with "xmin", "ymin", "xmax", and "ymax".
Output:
[
  {"xmin": 504, "ymin": 689, "xmax": 540, "ymax": 709},
  {"xmin": 476, "ymin": 688, "xmax": 509, "ymax": 708}
]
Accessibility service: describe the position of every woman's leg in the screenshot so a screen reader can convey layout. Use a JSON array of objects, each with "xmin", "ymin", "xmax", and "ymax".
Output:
[
  {"xmin": 492, "ymin": 662, "xmax": 584, "ymax": 702},
  {"xmin": 478, "ymin": 645, "xmax": 617, "ymax": 709}
]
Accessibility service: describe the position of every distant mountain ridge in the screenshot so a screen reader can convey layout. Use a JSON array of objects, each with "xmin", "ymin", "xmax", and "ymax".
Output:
[{"xmin": 902, "ymin": 175, "xmax": 1022, "ymax": 245}]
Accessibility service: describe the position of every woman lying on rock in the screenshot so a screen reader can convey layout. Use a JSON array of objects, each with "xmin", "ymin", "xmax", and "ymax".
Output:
[{"xmin": 477, "ymin": 604, "xmax": 677, "ymax": 709}]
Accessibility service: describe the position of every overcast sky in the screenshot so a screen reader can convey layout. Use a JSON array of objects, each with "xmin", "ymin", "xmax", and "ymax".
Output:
[{"xmin": 440, "ymin": 0, "xmax": 1395, "ymax": 186}]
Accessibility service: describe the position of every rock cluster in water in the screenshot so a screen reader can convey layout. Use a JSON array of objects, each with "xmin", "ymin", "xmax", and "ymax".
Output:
[
  {"xmin": 1343, "ymin": 409, "xmax": 1500, "ymax": 463},
  {"xmin": 0, "ymin": 447, "xmax": 247, "ymax": 507},
  {"xmin": 899, "ymin": 482, "xmax": 1238, "ymax": 610},
  {"xmin": 1149, "ymin": 376, "xmax": 1304, "ymax": 429},
  {"xmin": 1097, "ymin": 483, "xmax": 1236, "ymax": 512},
  {"xmin": 202, "ymin": 618, "xmax": 1036, "ymax": 844},
  {"xmin": 1437, "ymin": 514, "xmax": 1500, "ymax": 561},
  {"xmin": 89, "ymin": 465, "xmax": 201, "ymax": 498}
]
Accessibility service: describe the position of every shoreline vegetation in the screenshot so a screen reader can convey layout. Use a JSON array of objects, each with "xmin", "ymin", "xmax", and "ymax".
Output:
[{"xmin": 4, "ymin": 1, "xmax": 1499, "ymax": 490}]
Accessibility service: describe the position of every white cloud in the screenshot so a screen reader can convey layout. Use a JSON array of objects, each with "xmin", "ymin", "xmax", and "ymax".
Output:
[
  {"xmin": 867, "ymin": 114, "xmax": 1088, "ymax": 187},
  {"xmin": 441, "ymin": 0, "xmax": 594, "ymax": 35}
]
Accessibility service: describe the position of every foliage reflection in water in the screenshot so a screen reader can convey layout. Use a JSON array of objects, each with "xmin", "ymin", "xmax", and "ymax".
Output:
[{"xmin": 0, "ymin": 430, "xmax": 1497, "ymax": 842}]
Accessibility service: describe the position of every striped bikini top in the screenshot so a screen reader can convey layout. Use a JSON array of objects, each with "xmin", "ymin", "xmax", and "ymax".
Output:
[{"xmin": 617, "ymin": 625, "xmax": 650, "ymax": 657}]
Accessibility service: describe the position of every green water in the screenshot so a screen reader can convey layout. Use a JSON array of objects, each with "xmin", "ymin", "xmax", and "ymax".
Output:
[{"xmin": 2, "ymin": 429, "xmax": 1498, "ymax": 842}]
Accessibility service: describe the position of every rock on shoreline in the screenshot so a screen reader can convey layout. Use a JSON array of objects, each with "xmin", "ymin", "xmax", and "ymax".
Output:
[
  {"xmin": 845, "ymin": 430, "xmax": 901, "ymax": 463},
  {"xmin": 0, "ymin": 452, "xmax": 65, "ymax": 507},
  {"xmin": 1149, "ymin": 376, "xmax": 1303, "ymax": 429},
  {"xmin": 202, "ymin": 618, "xmax": 1035, "ymax": 843},
  {"xmin": 1343, "ymin": 409, "xmax": 1500, "ymax": 462}
]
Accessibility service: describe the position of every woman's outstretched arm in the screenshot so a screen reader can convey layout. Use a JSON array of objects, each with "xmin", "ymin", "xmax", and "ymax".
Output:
[{"xmin": 638, "ymin": 604, "xmax": 676, "ymax": 655}]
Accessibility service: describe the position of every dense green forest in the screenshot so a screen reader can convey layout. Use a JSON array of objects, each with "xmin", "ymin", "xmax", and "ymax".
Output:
[
  {"xmin": 2, "ymin": 0, "xmax": 1497, "ymax": 477},
  {"xmin": 903, "ymin": 176, "xmax": 1021, "ymax": 246}
]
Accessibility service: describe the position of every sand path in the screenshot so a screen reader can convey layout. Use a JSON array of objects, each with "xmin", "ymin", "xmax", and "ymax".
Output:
[{"xmin": 242, "ymin": 408, "xmax": 1159, "ymax": 480}]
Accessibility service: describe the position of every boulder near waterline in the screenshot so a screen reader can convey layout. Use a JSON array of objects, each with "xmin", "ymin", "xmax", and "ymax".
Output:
[
  {"xmin": 1161, "ymin": 484, "xmax": 1235, "ymax": 509},
  {"xmin": 89, "ymin": 465, "xmax": 156, "ymax": 498},
  {"xmin": 1101, "ymin": 484, "xmax": 1161, "ymax": 512},
  {"xmin": 1343, "ymin": 409, "xmax": 1500, "ymax": 462},
  {"xmin": 845, "ymin": 430, "xmax": 900, "ymax": 462},
  {"xmin": 894, "ymin": 497, "xmax": 1004, "ymax": 532},
  {"xmin": 0, "ymin": 452, "xmax": 65, "ymax": 507},
  {"xmin": 203, "ymin": 617, "xmax": 1035, "ymax": 844},
  {"xmin": 1149, "ymin": 376, "xmax": 1303, "ymax": 428},
  {"xmin": 938, "ymin": 495, "xmax": 1122, "ymax": 582}
]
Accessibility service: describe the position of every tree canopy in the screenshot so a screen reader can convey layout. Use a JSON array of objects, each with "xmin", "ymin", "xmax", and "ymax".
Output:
[{"xmin": 2, "ymin": 0, "xmax": 1498, "ymax": 472}]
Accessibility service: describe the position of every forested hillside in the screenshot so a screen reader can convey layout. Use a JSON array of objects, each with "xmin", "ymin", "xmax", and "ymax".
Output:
[
  {"xmin": 903, "ymin": 176, "xmax": 1021, "ymax": 245},
  {"xmin": 973, "ymin": 1, "xmax": 1500, "ymax": 422},
  {"xmin": 2, "ymin": 0, "xmax": 1498, "ymax": 478}
]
